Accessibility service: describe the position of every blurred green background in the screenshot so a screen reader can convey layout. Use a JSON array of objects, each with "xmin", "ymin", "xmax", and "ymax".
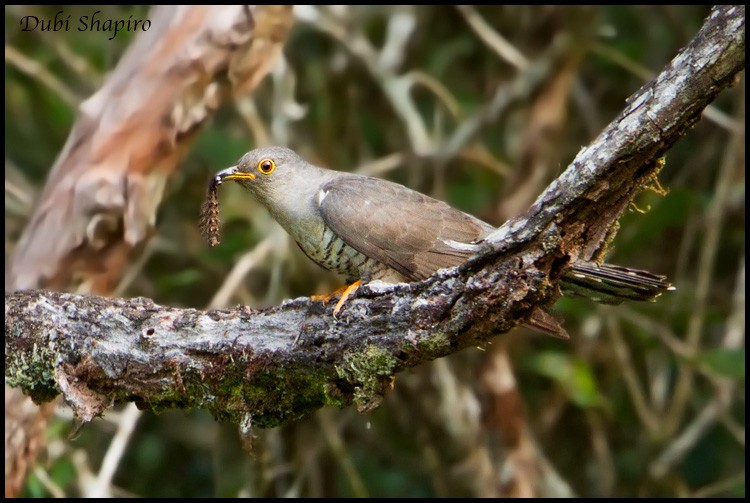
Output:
[{"xmin": 5, "ymin": 5, "xmax": 744, "ymax": 497}]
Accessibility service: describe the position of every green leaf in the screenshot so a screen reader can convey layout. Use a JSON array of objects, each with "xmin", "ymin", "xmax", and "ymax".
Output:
[
  {"xmin": 23, "ymin": 471, "xmax": 47, "ymax": 498},
  {"xmin": 696, "ymin": 349, "xmax": 745, "ymax": 380},
  {"xmin": 525, "ymin": 351, "xmax": 604, "ymax": 408}
]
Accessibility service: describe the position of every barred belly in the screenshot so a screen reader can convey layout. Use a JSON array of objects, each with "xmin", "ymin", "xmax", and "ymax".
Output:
[{"xmin": 298, "ymin": 226, "xmax": 394, "ymax": 282}]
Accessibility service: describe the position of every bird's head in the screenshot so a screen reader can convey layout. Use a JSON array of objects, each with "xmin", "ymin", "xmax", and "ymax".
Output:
[{"xmin": 215, "ymin": 146, "xmax": 310, "ymax": 195}]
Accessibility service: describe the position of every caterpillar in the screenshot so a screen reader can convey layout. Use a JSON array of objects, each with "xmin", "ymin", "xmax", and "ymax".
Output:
[{"xmin": 199, "ymin": 174, "xmax": 222, "ymax": 247}]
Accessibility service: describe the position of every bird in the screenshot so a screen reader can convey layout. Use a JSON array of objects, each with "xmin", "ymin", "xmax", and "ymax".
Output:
[{"xmin": 207, "ymin": 146, "xmax": 672, "ymax": 338}]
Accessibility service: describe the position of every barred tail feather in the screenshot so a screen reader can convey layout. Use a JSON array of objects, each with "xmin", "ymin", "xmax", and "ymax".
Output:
[{"xmin": 561, "ymin": 262, "xmax": 674, "ymax": 305}]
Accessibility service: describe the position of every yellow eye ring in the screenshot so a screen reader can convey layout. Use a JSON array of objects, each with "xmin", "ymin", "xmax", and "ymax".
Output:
[{"xmin": 258, "ymin": 158, "xmax": 275, "ymax": 175}]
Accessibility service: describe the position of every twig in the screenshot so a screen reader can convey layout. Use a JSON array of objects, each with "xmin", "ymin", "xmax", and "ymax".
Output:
[
  {"xmin": 650, "ymin": 385, "xmax": 732, "ymax": 479},
  {"xmin": 604, "ymin": 314, "xmax": 659, "ymax": 435},
  {"xmin": 32, "ymin": 466, "xmax": 66, "ymax": 498},
  {"xmin": 5, "ymin": 44, "xmax": 80, "ymax": 108},
  {"xmin": 301, "ymin": 6, "xmax": 433, "ymax": 154},
  {"xmin": 692, "ymin": 471, "xmax": 746, "ymax": 498},
  {"xmin": 208, "ymin": 235, "xmax": 277, "ymax": 309},
  {"xmin": 84, "ymin": 403, "xmax": 141, "ymax": 498},
  {"xmin": 456, "ymin": 5, "xmax": 530, "ymax": 71},
  {"xmin": 317, "ymin": 409, "xmax": 368, "ymax": 497}
]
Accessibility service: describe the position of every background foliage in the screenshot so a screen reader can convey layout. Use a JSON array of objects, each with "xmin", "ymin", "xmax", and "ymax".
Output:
[{"xmin": 5, "ymin": 5, "xmax": 744, "ymax": 497}]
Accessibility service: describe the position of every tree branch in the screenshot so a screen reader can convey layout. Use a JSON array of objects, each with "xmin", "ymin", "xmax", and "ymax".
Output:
[{"xmin": 5, "ymin": 6, "xmax": 745, "ymax": 429}]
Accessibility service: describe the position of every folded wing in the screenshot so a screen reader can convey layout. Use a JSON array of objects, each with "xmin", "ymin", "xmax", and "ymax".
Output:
[{"xmin": 318, "ymin": 176, "xmax": 495, "ymax": 281}]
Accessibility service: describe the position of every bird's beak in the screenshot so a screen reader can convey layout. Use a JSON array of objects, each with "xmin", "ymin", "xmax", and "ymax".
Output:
[{"xmin": 214, "ymin": 165, "xmax": 256, "ymax": 185}]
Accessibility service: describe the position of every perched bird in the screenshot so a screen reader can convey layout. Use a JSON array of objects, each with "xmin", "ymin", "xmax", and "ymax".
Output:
[{"xmin": 210, "ymin": 146, "xmax": 672, "ymax": 338}]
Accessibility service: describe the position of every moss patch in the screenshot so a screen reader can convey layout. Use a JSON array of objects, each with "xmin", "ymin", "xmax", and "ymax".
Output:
[{"xmin": 336, "ymin": 344, "xmax": 399, "ymax": 413}]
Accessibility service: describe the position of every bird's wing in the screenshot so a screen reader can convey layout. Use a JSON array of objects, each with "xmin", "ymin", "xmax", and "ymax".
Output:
[{"xmin": 318, "ymin": 176, "xmax": 495, "ymax": 281}]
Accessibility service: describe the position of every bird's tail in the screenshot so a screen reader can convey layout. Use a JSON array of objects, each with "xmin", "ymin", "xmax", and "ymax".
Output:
[{"xmin": 561, "ymin": 262, "xmax": 674, "ymax": 305}]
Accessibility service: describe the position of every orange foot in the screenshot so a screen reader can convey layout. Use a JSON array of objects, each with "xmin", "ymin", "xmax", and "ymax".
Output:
[
  {"xmin": 310, "ymin": 285, "xmax": 347, "ymax": 303},
  {"xmin": 310, "ymin": 281, "xmax": 362, "ymax": 317},
  {"xmin": 332, "ymin": 280, "xmax": 361, "ymax": 317}
]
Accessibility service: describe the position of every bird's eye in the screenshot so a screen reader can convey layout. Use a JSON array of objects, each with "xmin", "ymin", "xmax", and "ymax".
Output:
[{"xmin": 258, "ymin": 159, "xmax": 275, "ymax": 175}]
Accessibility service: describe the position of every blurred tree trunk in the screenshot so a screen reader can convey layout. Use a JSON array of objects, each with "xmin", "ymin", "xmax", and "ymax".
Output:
[{"xmin": 4, "ymin": 5, "xmax": 293, "ymax": 497}]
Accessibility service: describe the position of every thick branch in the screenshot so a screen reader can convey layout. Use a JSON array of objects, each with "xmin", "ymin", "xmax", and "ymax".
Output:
[
  {"xmin": 5, "ymin": 6, "xmax": 745, "ymax": 428},
  {"xmin": 6, "ymin": 254, "xmax": 540, "ymax": 428}
]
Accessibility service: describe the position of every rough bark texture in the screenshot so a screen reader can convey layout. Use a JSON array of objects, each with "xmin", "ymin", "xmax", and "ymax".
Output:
[
  {"xmin": 4, "ymin": 5, "xmax": 294, "ymax": 497},
  {"xmin": 5, "ymin": 5, "xmax": 745, "ymax": 437}
]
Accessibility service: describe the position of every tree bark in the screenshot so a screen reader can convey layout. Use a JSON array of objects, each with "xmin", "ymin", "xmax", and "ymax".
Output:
[{"xmin": 6, "ymin": 6, "xmax": 744, "ymax": 435}]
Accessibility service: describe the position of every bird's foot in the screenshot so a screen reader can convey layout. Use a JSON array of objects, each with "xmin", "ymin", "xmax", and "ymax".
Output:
[
  {"xmin": 332, "ymin": 280, "xmax": 362, "ymax": 317},
  {"xmin": 310, "ymin": 284, "xmax": 349, "ymax": 303},
  {"xmin": 309, "ymin": 280, "xmax": 362, "ymax": 318}
]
